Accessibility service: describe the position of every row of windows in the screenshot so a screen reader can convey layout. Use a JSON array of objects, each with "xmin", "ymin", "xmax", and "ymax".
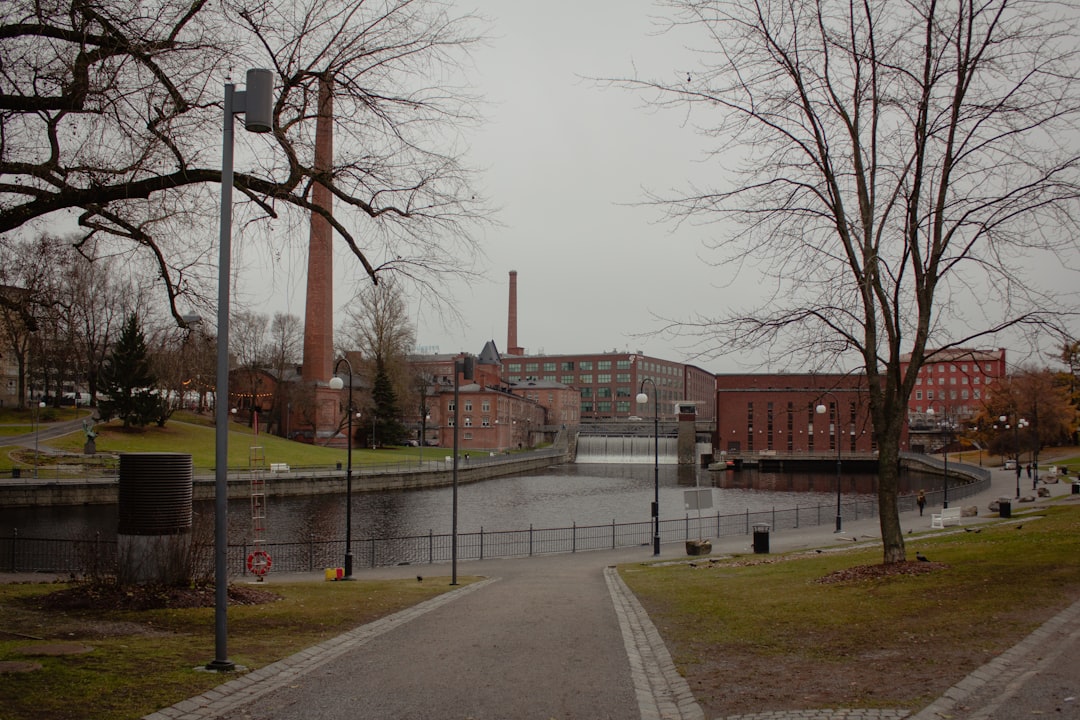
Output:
[
  {"xmin": 921, "ymin": 363, "xmax": 995, "ymax": 374},
  {"xmin": 915, "ymin": 375, "xmax": 991, "ymax": 386},
  {"xmin": 447, "ymin": 401, "xmax": 492, "ymax": 412},
  {"xmin": 581, "ymin": 401, "xmax": 632, "ymax": 413},
  {"xmin": 507, "ymin": 359, "xmax": 637, "ymax": 373},
  {"xmin": 914, "ymin": 389, "xmax": 982, "ymax": 401},
  {"xmin": 507, "ymin": 373, "xmax": 631, "ymax": 385}
]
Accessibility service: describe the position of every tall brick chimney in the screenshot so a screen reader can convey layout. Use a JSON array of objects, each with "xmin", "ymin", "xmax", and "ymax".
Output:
[
  {"xmin": 302, "ymin": 74, "xmax": 334, "ymax": 384},
  {"xmin": 507, "ymin": 270, "xmax": 524, "ymax": 356},
  {"xmin": 300, "ymin": 74, "xmax": 340, "ymax": 438}
]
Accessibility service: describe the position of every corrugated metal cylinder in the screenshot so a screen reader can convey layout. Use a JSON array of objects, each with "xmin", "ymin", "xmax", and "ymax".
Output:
[{"xmin": 118, "ymin": 453, "xmax": 193, "ymax": 535}]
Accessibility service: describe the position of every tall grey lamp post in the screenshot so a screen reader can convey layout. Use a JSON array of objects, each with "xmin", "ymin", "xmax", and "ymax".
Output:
[
  {"xmin": 209, "ymin": 69, "xmax": 274, "ymax": 673},
  {"xmin": 1001, "ymin": 414, "xmax": 1028, "ymax": 498},
  {"xmin": 815, "ymin": 393, "xmax": 843, "ymax": 533},
  {"xmin": 33, "ymin": 400, "xmax": 45, "ymax": 479},
  {"xmin": 636, "ymin": 379, "xmax": 660, "ymax": 556},
  {"xmin": 329, "ymin": 359, "xmax": 357, "ymax": 579}
]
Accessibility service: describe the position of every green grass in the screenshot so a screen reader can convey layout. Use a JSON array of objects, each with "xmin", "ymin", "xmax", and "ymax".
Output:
[
  {"xmin": 620, "ymin": 502, "xmax": 1080, "ymax": 715},
  {"xmin": 0, "ymin": 576, "xmax": 474, "ymax": 720},
  {"xmin": 1, "ymin": 410, "xmax": 437, "ymax": 473}
]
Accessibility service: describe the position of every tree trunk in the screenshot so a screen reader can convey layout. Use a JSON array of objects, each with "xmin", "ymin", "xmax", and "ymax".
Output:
[{"xmin": 875, "ymin": 421, "xmax": 906, "ymax": 564}]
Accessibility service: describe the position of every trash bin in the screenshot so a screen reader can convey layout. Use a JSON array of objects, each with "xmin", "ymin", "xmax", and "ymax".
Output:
[
  {"xmin": 1072, "ymin": 482, "xmax": 1079, "ymax": 495},
  {"xmin": 11, "ymin": 468, "xmax": 20, "ymax": 479},
  {"xmin": 336, "ymin": 462, "xmax": 342, "ymax": 470},
  {"xmin": 999, "ymin": 498, "xmax": 1011, "ymax": 519},
  {"xmin": 752, "ymin": 524, "xmax": 770, "ymax": 554}
]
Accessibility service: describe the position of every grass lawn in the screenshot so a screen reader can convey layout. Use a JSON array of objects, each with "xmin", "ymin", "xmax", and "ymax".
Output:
[
  {"xmin": 1, "ymin": 410, "xmax": 436, "ymax": 474},
  {"xmin": 0, "ymin": 575, "xmax": 474, "ymax": 720},
  {"xmin": 620, "ymin": 501, "xmax": 1080, "ymax": 717}
]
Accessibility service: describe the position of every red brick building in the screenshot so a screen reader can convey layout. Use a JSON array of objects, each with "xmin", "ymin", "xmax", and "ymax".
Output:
[
  {"xmin": 715, "ymin": 374, "xmax": 879, "ymax": 456},
  {"xmin": 500, "ymin": 352, "xmax": 715, "ymax": 422},
  {"xmin": 900, "ymin": 348, "xmax": 1006, "ymax": 422}
]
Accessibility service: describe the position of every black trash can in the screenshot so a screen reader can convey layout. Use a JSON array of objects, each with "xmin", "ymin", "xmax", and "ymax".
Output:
[
  {"xmin": 11, "ymin": 467, "xmax": 20, "ymax": 479},
  {"xmin": 999, "ymin": 498, "xmax": 1011, "ymax": 519},
  {"xmin": 753, "ymin": 523, "xmax": 770, "ymax": 554},
  {"xmin": 1072, "ymin": 482, "xmax": 1079, "ymax": 495}
]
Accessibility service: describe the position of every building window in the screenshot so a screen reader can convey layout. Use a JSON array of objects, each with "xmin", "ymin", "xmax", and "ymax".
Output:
[
  {"xmin": 508, "ymin": 363, "xmax": 521, "ymax": 372},
  {"xmin": 616, "ymin": 401, "xmax": 630, "ymax": 412},
  {"xmin": 961, "ymin": 390, "xmax": 969, "ymax": 400},
  {"xmin": 974, "ymin": 389, "xmax": 981, "ymax": 399},
  {"xmin": 598, "ymin": 360, "xmax": 612, "ymax": 370},
  {"xmin": 617, "ymin": 360, "xmax": 630, "ymax": 370},
  {"xmin": 598, "ymin": 401, "xmax": 612, "ymax": 412},
  {"xmin": 561, "ymin": 375, "xmax": 574, "ymax": 384},
  {"xmin": 598, "ymin": 373, "xmax": 611, "ymax": 383},
  {"xmin": 544, "ymin": 375, "xmax": 556, "ymax": 382},
  {"xmin": 580, "ymin": 361, "xmax": 593, "ymax": 371},
  {"xmin": 448, "ymin": 417, "xmax": 455, "ymax": 427},
  {"xmin": 525, "ymin": 362, "xmax": 538, "ymax": 372},
  {"xmin": 580, "ymin": 374, "xmax": 592, "ymax": 384},
  {"xmin": 616, "ymin": 373, "xmax": 630, "ymax": 383},
  {"xmin": 481, "ymin": 417, "xmax": 491, "ymax": 427},
  {"xmin": 543, "ymin": 362, "xmax": 556, "ymax": 372},
  {"xmin": 463, "ymin": 417, "xmax": 472, "ymax": 427},
  {"xmin": 582, "ymin": 401, "xmax": 593, "ymax": 413},
  {"xmin": 746, "ymin": 402, "xmax": 754, "ymax": 452},
  {"xmin": 616, "ymin": 387, "xmax": 631, "ymax": 397},
  {"xmin": 916, "ymin": 390, "xmax": 922, "ymax": 400},
  {"xmin": 580, "ymin": 387, "xmax": 592, "ymax": 398},
  {"xmin": 927, "ymin": 390, "xmax": 934, "ymax": 400},
  {"xmin": 481, "ymin": 401, "xmax": 490, "ymax": 412},
  {"xmin": 561, "ymin": 361, "xmax": 575, "ymax": 371},
  {"xmin": 448, "ymin": 401, "xmax": 455, "ymax": 411},
  {"xmin": 464, "ymin": 432, "xmax": 472, "ymax": 440},
  {"xmin": 597, "ymin": 387, "xmax": 612, "ymax": 398},
  {"xmin": 464, "ymin": 401, "xmax": 472, "ymax": 411}
]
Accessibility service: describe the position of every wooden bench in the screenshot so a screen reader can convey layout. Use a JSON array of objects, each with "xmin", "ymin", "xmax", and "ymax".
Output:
[{"xmin": 931, "ymin": 507, "xmax": 963, "ymax": 528}]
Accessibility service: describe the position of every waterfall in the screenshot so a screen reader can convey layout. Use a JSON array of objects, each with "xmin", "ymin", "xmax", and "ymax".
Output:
[{"xmin": 575, "ymin": 435, "xmax": 680, "ymax": 464}]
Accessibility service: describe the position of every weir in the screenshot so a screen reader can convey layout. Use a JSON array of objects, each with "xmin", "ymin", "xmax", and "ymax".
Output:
[{"xmin": 575, "ymin": 435, "xmax": 682, "ymax": 464}]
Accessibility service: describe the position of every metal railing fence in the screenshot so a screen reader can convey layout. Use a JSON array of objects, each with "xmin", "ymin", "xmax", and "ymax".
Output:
[{"xmin": 2, "ymin": 474, "xmax": 990, "ymax": 577}]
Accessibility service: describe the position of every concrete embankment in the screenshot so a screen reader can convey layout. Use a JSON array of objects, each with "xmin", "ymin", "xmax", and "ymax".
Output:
[{"xmin": 0, "ymin": 452, "xmax": 568, "ymax": 508}]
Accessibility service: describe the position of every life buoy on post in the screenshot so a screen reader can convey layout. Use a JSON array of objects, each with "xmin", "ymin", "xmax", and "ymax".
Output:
[{"xmin": 246, "ymin": 550, "xmax": 272, "ymax": 576}]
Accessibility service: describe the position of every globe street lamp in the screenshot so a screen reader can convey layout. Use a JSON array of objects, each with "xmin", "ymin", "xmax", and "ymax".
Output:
[
  {"xmin": 636, "ymin": 379, "xmax": 660, "ymax": 556},
  {"xmin": 1001, "ymin": 414, "xmax": 1028, "ymax": 498},
  {"xmin": 329, "ymin": 358, "xmax": 358, "ymax": 579},
  {"xmin": 815, "ymin": 393, "xmax": 843, "ymax": 533}
]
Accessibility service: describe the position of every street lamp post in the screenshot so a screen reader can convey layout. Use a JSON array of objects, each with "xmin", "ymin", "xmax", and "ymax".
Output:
[
  {"xmin": 209, "ymin": 68, "xmax": 274, "ymax": 673},
  {"xmin": 636, "ymin": 379, "xmax": 660, "ymax": 556},
  {"xmin": 927, "ymin": 406, "xmax": 952, "ymax": 508},
  {"xmin": 32, "ymin": 400, "xmax": 45, "ymax": 479},
  {"xmin": 329, "ymin": 359, "xmax": 356, "ymax": 579},
  {"xmin": 815, "ymin": 393, "xmax": 843, "ymax": 533},
  {"xmin": 1000, "ymin": 414, "xmax": 1028, "ymax": 498}
]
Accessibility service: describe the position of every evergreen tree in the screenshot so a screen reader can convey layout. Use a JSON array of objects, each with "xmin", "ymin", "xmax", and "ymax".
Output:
[
  {"xmin": 98, "ymin": 314, "xmax": 160, "ymax": 428},
  {"xmin": 369, "ymin": 359, "xmax": 407, "ymax": 446}
]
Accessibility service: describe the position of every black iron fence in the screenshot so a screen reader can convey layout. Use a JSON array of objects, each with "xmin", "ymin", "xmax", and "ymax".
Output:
[{"xmin": 1, "ymin": 471, "xmax": 991, "ymax": 578}]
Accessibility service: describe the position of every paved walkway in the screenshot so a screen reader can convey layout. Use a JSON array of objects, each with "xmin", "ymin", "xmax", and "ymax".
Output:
[{"xmin": 134, "ymin": 464, "xmax": 1079, "ymax": 720}]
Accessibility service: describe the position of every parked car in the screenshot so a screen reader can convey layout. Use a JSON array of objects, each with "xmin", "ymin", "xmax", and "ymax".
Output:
[{"xmin": 1004, "ymin": 459, "xmax": 1017, "ymax": 470}]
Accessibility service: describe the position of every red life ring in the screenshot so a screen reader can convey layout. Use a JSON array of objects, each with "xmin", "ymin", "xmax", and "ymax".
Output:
[{"xmin": 246, "ymin": 550, "xmax": 272, "ymax": 576}]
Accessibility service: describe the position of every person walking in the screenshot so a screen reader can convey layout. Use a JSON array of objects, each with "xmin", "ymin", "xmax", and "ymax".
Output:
[
  {"xmin": 1026, "ymin": 463, "xmax": 1032, "ymax": 479},
  {"xmin": 917, "ymin": 490, "xmax": 927, "ymax": 516}
]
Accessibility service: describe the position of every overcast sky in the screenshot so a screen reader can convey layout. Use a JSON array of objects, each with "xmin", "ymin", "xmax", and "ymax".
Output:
[{"xmin": 237, "ymin": 0, "xmax": 1077, "ymax": 375}]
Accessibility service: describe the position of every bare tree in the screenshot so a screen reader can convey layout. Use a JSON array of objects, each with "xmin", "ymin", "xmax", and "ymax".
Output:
[
  {"xmin": 0, "ymin": 0, "xmax": 487, "ymax": 325},
  {"xmin": 622, "ymin": 0, "xmax": 1080, "ymax": 562},
  {"xmin": 339, "ymin": 275, "xmax": 417, "ymax": 407},
  {"xmin": 266, "ymin": 312, "xmax": 302, "ymax": 435}
]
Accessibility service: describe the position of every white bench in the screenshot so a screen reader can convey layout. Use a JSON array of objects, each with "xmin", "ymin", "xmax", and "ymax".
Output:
[
  {"xmin": 269, "ymin": 463, "xmax": 290, "ymax": 473},
  {"xmin": 931, "ymin": 507, "xmax": 963, "ymax": 528}
]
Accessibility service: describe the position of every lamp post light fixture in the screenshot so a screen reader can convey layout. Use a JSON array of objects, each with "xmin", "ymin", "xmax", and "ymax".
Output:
[
  {"xmin": 32, "ymin": 400, "xmax": 45, "ymax": 479},
  {"xmin": 1001, "ymin": 414, "xmax": 1028, "ymax": 498},
  {"xmin": 927, "ymin": 406, "xmax": 953, "ymax": 508},
  {"xmin": 209, "ymin": 68, "xmax": 274, "ymax": 674},
  {"xmin": 636, "ymin": 379, "xmax": 660, "ymax": 556},
  {"xmin": 815, "ymin": 393, "xmax": 843, "ymax": 533},
  {"xmin": 329, "ymin": 358, "xmax": 357, "ymax": 579}
]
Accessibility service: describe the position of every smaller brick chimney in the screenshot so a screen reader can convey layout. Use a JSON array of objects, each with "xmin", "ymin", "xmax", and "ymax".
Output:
[{"xmin": 507, "ymin": 270, "xmax": 524, "ymax": 356}]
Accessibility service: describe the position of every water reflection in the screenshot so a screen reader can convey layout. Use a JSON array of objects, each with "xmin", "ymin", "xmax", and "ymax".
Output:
[{"xmin": 1, "ymin": 463, "xmax": 942, "ymax": 544}]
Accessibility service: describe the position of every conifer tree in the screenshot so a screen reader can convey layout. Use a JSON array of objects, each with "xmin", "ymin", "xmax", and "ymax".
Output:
[{"xmin": 98, "ymin": 314, "xmax": 159, "ymax": 428}]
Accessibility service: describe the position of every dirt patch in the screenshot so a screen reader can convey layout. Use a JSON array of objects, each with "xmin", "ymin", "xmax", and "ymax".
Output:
[
  {"xmin": 35, "ymin": 581, "xmax": 279, "ymax": 612},
  {"xmin": 0, "ymin": 661, "xmax": 42, "ymax": 674},
  {"xmin": 815, "ymin": 560, "xmax": 949, "ymax": 584}
]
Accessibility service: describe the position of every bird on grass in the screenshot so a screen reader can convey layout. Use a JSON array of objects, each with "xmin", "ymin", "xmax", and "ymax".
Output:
[
  {"xmin": 916, "ymin": 551, "xmax": 930, "ymax": 562},
  {"xmin": 416, "ymin": 576, "xmax": 423, "ymax": 583},
  {"xmin": 1015, "ymin": 524, "xmax": 1023, "ymax": 530},
  {"xmin": 964, "ymin": 527, "xmax": 982, "ymax": 534}
]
